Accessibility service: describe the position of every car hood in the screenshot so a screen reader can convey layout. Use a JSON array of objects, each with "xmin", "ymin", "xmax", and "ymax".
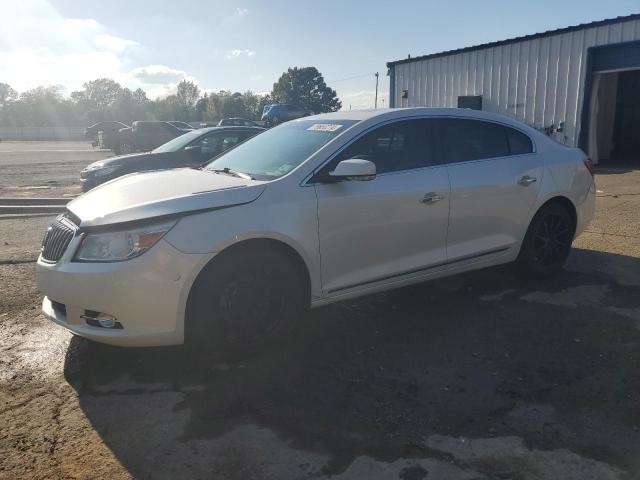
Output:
[
  {"xmin": 68, "ymin": 168, "xmax": 267, "ymax": 227},
  {"xmin": 84, "ymin": 152, "xmax": 164, "ymax": 170}
]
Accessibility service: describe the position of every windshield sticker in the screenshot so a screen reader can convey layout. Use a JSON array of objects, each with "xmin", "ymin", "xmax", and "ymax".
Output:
[{"xmin": 306, "ymin": 123, "xmax": 343, "ymax": 132}]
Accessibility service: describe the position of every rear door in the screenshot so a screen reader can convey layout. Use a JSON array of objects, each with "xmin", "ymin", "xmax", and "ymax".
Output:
[
  {"xmin": 315, "ymin": 119, "xmax": 450, "ymax": 294},
  {"xmin": 439, "ymin": 118, "xmax": 542, "ymax": 260}
]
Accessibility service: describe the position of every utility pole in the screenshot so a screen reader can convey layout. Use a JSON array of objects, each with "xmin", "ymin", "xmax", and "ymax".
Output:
[{"xmin": 374, "ymin": 72, "xmax": 379, "ymax": 109}]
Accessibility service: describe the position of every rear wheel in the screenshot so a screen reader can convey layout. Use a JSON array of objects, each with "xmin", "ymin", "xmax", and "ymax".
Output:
[
  {"xmin": 186, "ymin": 248, "xmax": 306, "ymax": 358},
  {"xmin": 516, "ymin": 201, "xmax": 575, "ymax": 278}
]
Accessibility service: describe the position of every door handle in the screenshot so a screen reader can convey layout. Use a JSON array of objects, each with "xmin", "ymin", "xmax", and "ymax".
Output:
[
  {"xmin": 517, "ymin": 175, "xmax": 537, "ymax": 186},
  {"xmin": 420, "ymin": 192, "xmax": 444, "ymax": 204}
]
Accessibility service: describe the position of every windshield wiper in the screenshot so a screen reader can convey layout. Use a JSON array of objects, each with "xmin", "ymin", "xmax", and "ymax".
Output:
[{"xmin": 209, "ymin": 167, "xmax": 253, "ymax": 180}]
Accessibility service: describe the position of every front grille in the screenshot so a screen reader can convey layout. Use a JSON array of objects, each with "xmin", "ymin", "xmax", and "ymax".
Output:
[{"xmin": 41, "ymin": 215, "xmax": 78, "ymax": 263}]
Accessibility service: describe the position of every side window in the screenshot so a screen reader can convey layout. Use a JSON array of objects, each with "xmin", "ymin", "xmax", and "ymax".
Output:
[
  {"xmin": 197, "ymin": 133, "xmax": 242, "ymax": 158},
  {"xmin": 441, "ymin": 119, "xmax": 509, "ymax": 163},
  {"xmin": 506, "ymin": 127, "xmax": 533, "ymax": 155},
  {"xmin": 221, "ymin": 134, "xmax": 241, "ymax": 151},
  {"xmin": 333, "ymin": 119, "xmax": 435, "ymax": 174}
]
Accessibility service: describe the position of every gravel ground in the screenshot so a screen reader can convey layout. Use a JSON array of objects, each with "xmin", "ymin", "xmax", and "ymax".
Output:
[{"xmin": 0, "ymin": 145, "xmax": 639, "ymax": 479}]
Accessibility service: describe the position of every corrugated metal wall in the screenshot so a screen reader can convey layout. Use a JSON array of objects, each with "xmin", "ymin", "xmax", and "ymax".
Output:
[{"xmin": 391, "ymin": 18, "xmax": 640, "ymax": 147}]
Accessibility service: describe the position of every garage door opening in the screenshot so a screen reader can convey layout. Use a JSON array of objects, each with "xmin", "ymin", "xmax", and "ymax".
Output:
[
  {"xmin": 611, "ymin": 69, "xmax": 640, "ymax": 164},
  {"xmin": 583, "ymin": 40, "xmax": 640, "ymax": 166},
  {"xmin": 588, "ymin": 69, "xmax": 640, "ymax": 166}
]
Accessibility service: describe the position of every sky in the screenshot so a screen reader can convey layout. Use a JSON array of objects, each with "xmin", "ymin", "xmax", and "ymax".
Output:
[{"xmin": 1, "ymin": 0, "xmax": 638, "ymax": 110}]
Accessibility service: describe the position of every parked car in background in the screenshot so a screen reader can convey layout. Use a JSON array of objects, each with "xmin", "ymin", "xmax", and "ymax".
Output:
[
  {"xmin": 38, "ymin": 108, "xmax": 594, "ymax": 355},
  {"xmin": 81, "ymin": 126, "xmax": 264, "ymax": 191},
  {"xmin": 261, "ymin": 104, "xmax": 313, "ymax": 127},
  {"xmin": 167, "ymin": 121, "xmax": 196, "ymax": 130},
  {"xmin": 85, "ymin": 121, "xmax": 129, "ymax": 146},
  {"xmin": 217, "ymin": 118, "xmax": 259, "ymax": 127},
  {"xmin": 100, "ymin": 121, "xmax": 193, "ymax": 155}
]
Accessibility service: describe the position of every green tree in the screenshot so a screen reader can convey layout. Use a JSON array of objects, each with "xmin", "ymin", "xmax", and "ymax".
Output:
[
  {"xmin": 77, "ymin": 78, "xmax": 123, "ymax": 111},
  {"xmin": 176, "ymin": 80, "xmax": 200, "ymax": 109},
  {"xmin": 12, "ymin": 86, "xmax": 78, "ymax": 126},
  {"xmin": 71, "ymin": 78, "xmax": 124, "ymax": 123},
  {"xmin": 0, "ymin": 82, "xmax": 17, "ymax": 106},
  {"xmin": 271, "ymin": 67, "xmax": 341, "ymax": 113}
]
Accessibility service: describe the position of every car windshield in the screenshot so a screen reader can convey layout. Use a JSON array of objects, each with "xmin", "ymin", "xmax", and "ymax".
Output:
[
  {"xmin": 152, "ymin": 130, "xmax": 201, "ymax": 153},
  {"xmin": 205, "ymin": 119, "xmax": 358, "ymax": 180}
]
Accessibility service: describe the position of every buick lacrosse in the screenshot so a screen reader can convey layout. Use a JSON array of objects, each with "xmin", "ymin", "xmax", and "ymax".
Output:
[{"xmin": 36, "ymin": 108, "xmax": 595, "ymax": 353}]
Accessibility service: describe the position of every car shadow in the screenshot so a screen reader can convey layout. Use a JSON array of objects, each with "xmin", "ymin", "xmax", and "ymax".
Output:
[{"xmin": 64, "ymin": 247, "xmax": 640, "ymax": 478}]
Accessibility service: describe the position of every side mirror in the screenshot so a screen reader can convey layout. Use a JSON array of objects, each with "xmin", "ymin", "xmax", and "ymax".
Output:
[
  {"xmin": 184, "ymin": 145, "xmax": 202, "ymax": 155},
  {"xmin": 329, "ymin": 159, "xmax": 376, "ymax": 181}
]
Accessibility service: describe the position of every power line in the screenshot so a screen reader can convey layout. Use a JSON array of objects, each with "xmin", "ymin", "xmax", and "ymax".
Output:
[{"xmin": 325, "ymin": 72, "xmax": 377, "ymax": 83}]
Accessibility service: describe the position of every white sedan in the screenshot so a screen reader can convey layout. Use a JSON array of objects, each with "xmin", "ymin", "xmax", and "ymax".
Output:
[{"xmin": 36, "ymin": 108, "xmax": 595, "ymax": 354}]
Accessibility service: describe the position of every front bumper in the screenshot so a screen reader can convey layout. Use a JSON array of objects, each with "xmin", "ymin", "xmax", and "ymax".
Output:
[
  {"xmin": 80, "ymin": 177, "xmax": 99, "ymax": 192},
  {"xmin": 36, "ymin": 239, "xmax": 209, "ymax": 347}
]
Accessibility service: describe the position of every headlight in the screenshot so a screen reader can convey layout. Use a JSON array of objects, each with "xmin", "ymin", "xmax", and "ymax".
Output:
[{"xmin": 75, "ymin": 220, "xmax": 177, "ymax": 262}]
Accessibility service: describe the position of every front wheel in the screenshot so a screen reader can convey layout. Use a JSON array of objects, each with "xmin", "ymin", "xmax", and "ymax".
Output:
[
  {"xmin": 119, "ymin": 142, "xmax": 133, "ymax": 155},
  {"xmin": 516, "ymin": 202, "xmax": 575, "ymax": 278},
  {"xmin": 186, "ymin": 248, "xmax": 306, "ymax": 358}
]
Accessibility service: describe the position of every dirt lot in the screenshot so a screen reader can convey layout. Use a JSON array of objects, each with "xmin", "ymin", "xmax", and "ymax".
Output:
[
  {"xmin": 1, "ymin": 143, "xmax": 639, "ymax": 479},
  {"xmin": 0, "ymin": 141, "xmax": 111, "ymax": 198}
]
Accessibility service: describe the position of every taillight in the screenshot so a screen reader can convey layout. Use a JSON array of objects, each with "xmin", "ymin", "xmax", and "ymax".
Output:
[{"xmin": 583, "ymin": 158, "xmax": 595, "ymax": 176}]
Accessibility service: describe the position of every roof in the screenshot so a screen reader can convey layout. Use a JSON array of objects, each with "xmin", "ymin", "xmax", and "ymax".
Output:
[
  {"xmin": 199, "ymin": 126, "xmax": 265, "ymax": 132},
  {"xmin": 387, "ymin": 13, "xmax": 640, "ymax": 67},
  {"xmin": 304, "ymin": 107, "xmax": 542, "ymax": 133},
  {"xmin": 303, "ymin": 109, "xmax": 389, "ymax": 122}
]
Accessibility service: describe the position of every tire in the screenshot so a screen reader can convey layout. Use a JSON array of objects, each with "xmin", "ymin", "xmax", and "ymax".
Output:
[
  {"xmin": 185, "ymin": 247, "xmax": 307, "ymax": 358},
  {"xmin": 119, "ymin": 142, "xmax": 133, "ymax": 155},
  {"xmin": 516, "ymin": 201, "xmax": 575, "ymax": 278}
]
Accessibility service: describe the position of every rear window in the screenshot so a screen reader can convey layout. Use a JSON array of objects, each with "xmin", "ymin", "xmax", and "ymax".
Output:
[{"xmin": 506, "ymin": 127, "xmax": 534, "ymax": 155}]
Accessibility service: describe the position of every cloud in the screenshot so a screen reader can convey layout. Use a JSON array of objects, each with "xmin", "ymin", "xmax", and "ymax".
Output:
[
  {"xmin": 226, "ymin": 49, "xmax": 256, "ymax": 59},
  {"xmin": 0, "ymin": 0, "xmax": 194, "ymax": 99},
  {"xmin": 124, "ymin": 65, "xmax": 198, "ymax": 99},
  {"xmin": 236, "ymin": 7, "xmax": 249, "ymax": 17},
  {"xmin": 93, "ymin": 33, "xmax": 139, "ymax": 53},
  {"xmin": 128, "ymin": 65, "xmax": 189, "ymax": 85}
]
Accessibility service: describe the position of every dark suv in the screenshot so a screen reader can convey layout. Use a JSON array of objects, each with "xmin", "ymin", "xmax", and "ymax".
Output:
[
  {"xmin": 100, "ymin": 121, "xmax": 194, "ymax": 155},
  {"xmin": 85, "ymin": 121, "xmax": 129, "ymax": 146},
  {"xmin": 261, "ymin": 104, "xmax": 313, "ymax": 127}
]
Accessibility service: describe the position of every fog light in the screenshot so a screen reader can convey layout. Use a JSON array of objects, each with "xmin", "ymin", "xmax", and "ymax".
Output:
[
  {"xmin": 97, "ymin": 314, "xmax": 117, "ymax": 328},
  {"xmin": 82, "ymin": 310, "xmax": 123, "ymax": 329}
]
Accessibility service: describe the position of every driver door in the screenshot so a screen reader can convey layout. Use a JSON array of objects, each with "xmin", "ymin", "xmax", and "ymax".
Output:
[
  {"xmin": 314, "ymin": 119, "xmax": 450, "ymax": 294},
  {"xmin": 179, "ymin": 131, "xmax": 245, "ymax": 167}
]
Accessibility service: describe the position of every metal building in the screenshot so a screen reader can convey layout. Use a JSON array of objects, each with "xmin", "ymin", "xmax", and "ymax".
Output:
[{"xmin": 387, "ymin": 14, "xmax": 640, "ymax": 165}]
